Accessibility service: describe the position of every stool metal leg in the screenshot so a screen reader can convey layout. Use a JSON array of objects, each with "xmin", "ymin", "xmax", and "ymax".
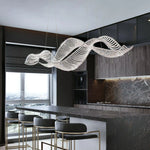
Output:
[
  {"xmin": 32, "ymin": 126, "xmax": 36, "ymax": 150},
  {"xmin": 37, "ymin": 129, "xmax": 39, "ymax": 150},
  {"xmin": 71, "ymin": 140, "xmax": 72, "ymax": 150},
  {"xmin": 62, "ymin": 133, "xmax": 64, "ymax": 150},
  {"xmin": 18, "ymin": 123, "xmax": 20, "ymax": 150},
  {"xmin": 54, "ymin": 133, "xmax": 57, "ymax": 150},
  {"xmin": 67, "ymin": 140, "xmax": 69, "ymax": 150},
  {"xmin": 35, "ymin": 127, "xmax": 37, "ymax": 150},
  {"xmin": 32, "ymin": 127, "xmax": 34, "ymax": 150},
  {"xmin": 74, "ymin": 140, "xmax": 75, "ymax": 150},
  {"xmin": 25, "ymin": 127, "xmax": 27, "ymax": 150},
  {"xmin": 50, "ymin": 133, "xmax": 52, "ymax": 150},
  {"xmin": 5, "ymin": 119, "xmax": 8, "ymax": 150},
  {"xmin": 99, "ymin": 131, "xmax": 101, "ymax": 150},
  {"xmin": 22, "ymin": 123, "xmax": 25, "ymax": 150}
]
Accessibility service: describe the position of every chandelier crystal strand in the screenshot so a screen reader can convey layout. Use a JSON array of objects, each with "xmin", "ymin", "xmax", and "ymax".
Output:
[{"xmin": 25, "ymin": 36, "xmax": 133, "ymax": 71}]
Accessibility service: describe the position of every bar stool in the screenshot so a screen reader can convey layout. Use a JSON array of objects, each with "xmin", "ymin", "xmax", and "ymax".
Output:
[
  {"xmin": 33, "ymin": 116, "xmax": 55, "ymax": 150},
  {"xmin": 18, "ymin": 113, "xmax": 38, "ymax": 150},
  {"xmin": 37, "ymin": 116, "xmax": 69, "ymax": 150},
  {"xmin": 5, "ymin": 111, "xmax": 21, "ymax": 150},
  {"xmin": 53, "ymin": 121, "xmax": 100, "ymax": 150}
]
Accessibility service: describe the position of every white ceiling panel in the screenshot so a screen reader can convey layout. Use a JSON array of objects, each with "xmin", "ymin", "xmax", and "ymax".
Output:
[{"xmin": 0, "ymin": 0, "xmax": 150, "ymax": 35}]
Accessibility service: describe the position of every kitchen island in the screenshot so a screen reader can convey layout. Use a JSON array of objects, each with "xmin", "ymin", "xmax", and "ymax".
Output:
[{"xmin": 16, "ymin": 105, "xmax": 150, "ymax": 150}]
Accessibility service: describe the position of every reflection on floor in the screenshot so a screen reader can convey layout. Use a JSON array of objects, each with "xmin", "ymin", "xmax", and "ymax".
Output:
[{"xmin": 0, "ymin": 138, "xmax": 68, "ymax": 150}]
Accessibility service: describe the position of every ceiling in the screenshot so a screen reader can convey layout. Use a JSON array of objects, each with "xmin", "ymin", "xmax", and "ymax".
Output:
[{"xmin": 0, "ymin": 0, "xmax": 150, "ymax": 36}]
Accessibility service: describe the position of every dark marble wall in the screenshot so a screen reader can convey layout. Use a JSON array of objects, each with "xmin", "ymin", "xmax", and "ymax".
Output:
[{"xmin": 105, "ymin": 77, "xmax": 150, "ymax": 106}]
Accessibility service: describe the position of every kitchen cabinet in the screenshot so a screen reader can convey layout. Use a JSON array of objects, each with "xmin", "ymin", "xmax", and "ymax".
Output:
[{"xmin": 95, "ymin": 44, "xmax": 150, "ymax": 79}]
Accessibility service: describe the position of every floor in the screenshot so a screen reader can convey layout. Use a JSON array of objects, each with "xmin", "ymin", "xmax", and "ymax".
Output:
[
  {"xmin": 0, "ymin": 138, "xmax": 68, "ymax": 150},
  {"xmin": 0, "ymin": 146, "xmax": 5, "ymax": 150}
]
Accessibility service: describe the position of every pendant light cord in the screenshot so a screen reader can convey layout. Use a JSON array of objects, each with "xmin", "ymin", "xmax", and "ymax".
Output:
[{"xmin": 44, "ymin": 0, "xmax": 51, "ymax": 48}]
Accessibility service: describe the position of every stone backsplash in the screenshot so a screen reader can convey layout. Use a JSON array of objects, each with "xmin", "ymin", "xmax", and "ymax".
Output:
[{"xmin": 105, "ymin": 77, "xmax": 150, "ymax": 106}]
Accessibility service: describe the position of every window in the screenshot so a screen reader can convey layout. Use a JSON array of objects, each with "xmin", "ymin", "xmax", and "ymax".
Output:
[
  {"xmin": 6, "ymin": 72, "xmax": 51, "ymax": 111},
  {"xmin": 6, "ymin": 72, "xmax": 51, "ymax": 135},
  {"xmin": 6, "ymin": 72, "xmax": 21, "ymax": 101},
  {"xmin": 25, "ymin": 73, "xmax": 49, "ymax": 100}
]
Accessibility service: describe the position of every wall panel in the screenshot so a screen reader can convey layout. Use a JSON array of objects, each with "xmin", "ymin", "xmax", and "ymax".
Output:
[{"xmin": 0, "ymin": 26, "xmax": 5, "ymax": 146}]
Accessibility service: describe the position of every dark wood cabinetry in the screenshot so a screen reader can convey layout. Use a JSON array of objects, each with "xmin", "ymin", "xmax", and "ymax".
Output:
[
  {"xmin": 87, "ymin": 55, "xmax": 105, "ymax": 103},
  {"xmin": 95, "ymin": 44, "xmax": 150, "ymax": 79},
  {"xmin": 101, "ymin": 24, "xmax": 117, "ymax": 40},
  {"xmin": 137, "ymin": 13, "xmax": 150, "ymax": 43},
  {"xmin": 118, "ymin": 19, "xmax": 137, "ymax": 45},
  {"xmin": 73, "ymin": 72, "xmax": 87, "ymax": 104}
]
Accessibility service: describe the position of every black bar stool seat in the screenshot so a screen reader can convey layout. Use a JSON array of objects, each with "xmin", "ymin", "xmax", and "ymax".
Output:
[
  {"xmin": 57, "ymin": 133, "xmax": 97, "ymax": 140},
  {"xmin": 38, "ymin": 128, "xmax": 55, "ymax": 133},
  {"xmin": 7, "ymin": 111, "xmax": 21, "ymax": 124},
  {"xmin": 19, "ymin": 114, "xmax": 37, "ymax": 127},
  {"xmin": 23, "ymin": 123, "xmax": 34, "ymax": 127},
  {"xmin": 6, "ymin": 111, "xmax": 18, "ymax": 119},
  {"xmin": 7, "ymin": 120, "xmax": 21, "ymax": 124},
  {"xmin": 19, "ymin": 114, "xmax": 38, "ymax": 122}
]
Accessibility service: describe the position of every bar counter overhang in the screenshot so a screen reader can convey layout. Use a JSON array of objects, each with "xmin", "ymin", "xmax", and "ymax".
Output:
[{"xmin": 16, "ymin": 105, "xmax": 138, "ymax": 121}]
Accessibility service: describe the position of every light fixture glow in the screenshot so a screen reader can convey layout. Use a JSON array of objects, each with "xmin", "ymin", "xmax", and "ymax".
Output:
[
  {"xmin": 25, "ymin": 36, "xmax": 133, "ymax": 71},
  {"xmin": 148, "ymin": 19, "xmax": 150, "ymax": 22}
]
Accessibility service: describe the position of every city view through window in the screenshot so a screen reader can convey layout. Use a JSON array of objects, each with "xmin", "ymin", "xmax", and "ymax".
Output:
[{"xmin": 6, "ymin": 72, "xmax": 50, "ymax": 101}]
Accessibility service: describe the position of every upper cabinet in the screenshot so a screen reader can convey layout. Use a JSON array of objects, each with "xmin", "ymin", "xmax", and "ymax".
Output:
[
  {"xmin": 137, "ymin": 13, "xmax": 150, "ymax": 43},
  {"xmin": 101, "ymin": 24, "xmax": 117, "ymax": 40},
  {"xmin": 95, "ymin": 44, "xmax": 150, "ymax": 79},
  {"xmin": 118, "ymin": 19, "xmax": 137, "ymax": 45},
  {"xmin": 75, "ymin": 32, "xmax": 87, "ymax": 41},
  {"xmin": 76, "ymin": 13, "xmax": 150, "ymax": 79},
  {"xmin": 88, "ymin": 29, "xmax": 101, "ymax": 39}
]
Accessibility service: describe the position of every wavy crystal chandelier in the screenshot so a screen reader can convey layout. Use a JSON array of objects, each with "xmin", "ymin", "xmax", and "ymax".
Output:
[{"xmin": 25, "ymin": 36, "xmax": 133, "ymax": 71}]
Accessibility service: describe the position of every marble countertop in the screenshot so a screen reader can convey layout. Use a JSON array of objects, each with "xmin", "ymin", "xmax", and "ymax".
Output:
[
  {"xmin": 16, "ymin": 105, "xmax": 149, "ymax": 122},
  {"xmin": 88, "ymin": 103, "xmax": 150, "ymax": 109}
]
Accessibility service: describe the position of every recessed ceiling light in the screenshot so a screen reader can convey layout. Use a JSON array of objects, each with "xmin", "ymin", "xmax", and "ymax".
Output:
[{"xmin": 148, "ymin": 19, "xmax": 150, "ymax": 22}]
